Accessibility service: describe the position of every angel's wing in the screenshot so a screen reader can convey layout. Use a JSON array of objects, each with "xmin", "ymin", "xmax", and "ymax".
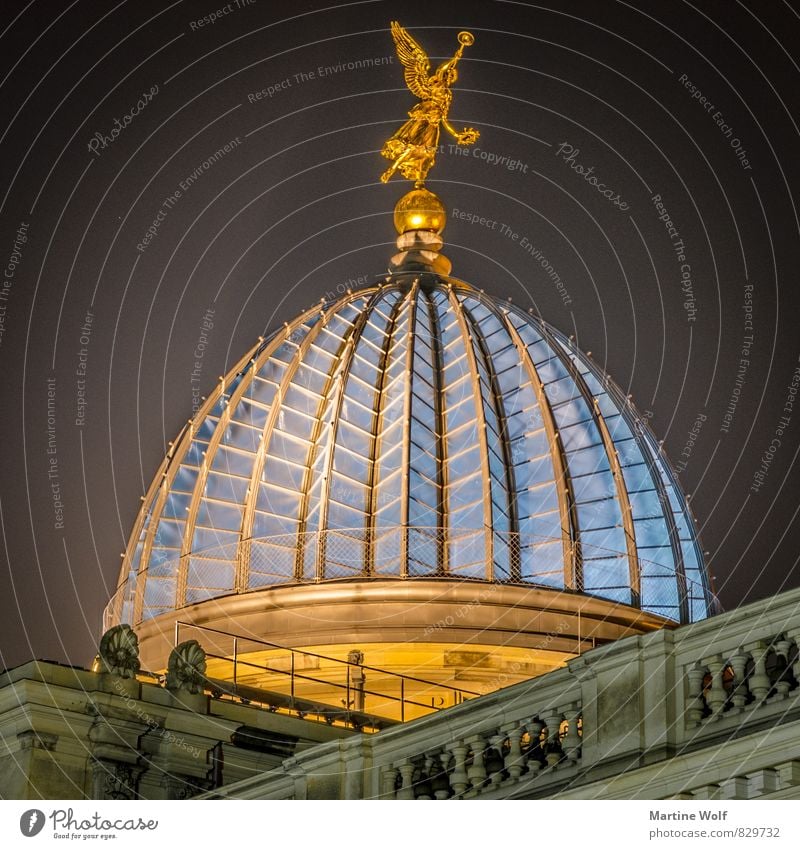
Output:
[{"xmin": 390, "ymin": 21, "xmax": 431, "ymax": 100}]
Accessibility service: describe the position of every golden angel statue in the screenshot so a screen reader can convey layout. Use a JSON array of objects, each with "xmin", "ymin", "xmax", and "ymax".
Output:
[{"xmin": 381, "ymin": 22, "xmax": 480, "ymax": 185}]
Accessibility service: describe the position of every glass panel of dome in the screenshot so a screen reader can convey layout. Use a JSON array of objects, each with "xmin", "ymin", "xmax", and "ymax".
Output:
[
  {"xmin": 196, "ymin": 499, "xmax": 242, "ymax": 532},
  {"xmin": 192, "ymin": 525, "xmax": 238, "ymax": 553},
  {"xmin": 142, "ymin": 576, "xmax": 176, "ymax": 611},
  {"xmin": 535, "ymin": 355, "xmax": 572, "ymax": 386},
  {"xmin": 336, "ymin": 419, "xmax": 372, "ymax": 454},
  {"xmin": 332, "ymin": 447, "xmax": 370, "ymax": 484},
  {"xmin": 577, "ymin": 498, "xmax": 622, "ymax": 531},
  {"xmin": 514, "ymin": 453, "xmax": 555, "ymax": 488},
  {"xmin": 449, "ymin": 535, "xmax": 485, "ymax": 576},
  {"xmin": 262, "ymin": 455, "xmax": 306, "ymax": 490},
  {"xmin": 565, "ymin": 443, "xmax": 610, "ymax": 476},
  {"xmin": 559, "ymin": 420, "xmax": 601, "ymax": 452},
  {"xmin": 640, "ymin": 577, "xmax": 679, "ymax": 613},
  {"xmin": 373, "ymin": 532, "xmax": 401, "ymax": 574},
  {"xmin": 408, "ymin": 536, "xmax": 437, "ymax": 574},
  {"xmin": 162, "ymin": 491, "xmax": 192, "ymax": 519},
  {"xmin": 571, "ymin": 469, "xmax": 616, "ymax": 502},
  {"xmin": 303, "ymin": 343, "xmax": 336, "ymax": 376},
  {"xmin": 448, "ymin": 446, "xmax": 482, "ymax": 479},
  {"xmin": 447, "ymin": 475, "xmax": 482, "ymax": 510},
  {"xmin": 552, "ymin": 396, "xmax": 592, "ymax": 429},
  {"xmin": 325, "ymin": 531, "xmax": 365, "ymax": 574},
  {"xmin": 195, "ymin": 415, "xmax": 218, "ymax": 442},
  {"xmin": 249, "ymin": 375, "xmax": 279, "ymax": 407},
  {"xmin": 581, "ymin": 526, "xmax": 626, "ymax": 558},
  {"xmin": 284, "ymin": 383, "xmax": 324, "ymax": 418},
  {"xmin": 342, "ymin": 396, "xmax": 375, "ymax": 432},
  {"xmin": 681, "ymin": 541, "xmax": 700, "ymax": 569},
  {"xmin": 517, "ymin": 483, "xmax": 559, "ymax": 517},
  {"xmin": 409, "ymin": 444, "xmax": 437, "ymax": 482},
  {"xmin": 411, "ymin": 401, "xmax": 436, "ymax": 438},
  {"xmin": 252, "ymin": 511, "xmax": 297, "ymax": 538},
  {"xmin": 294, "ymin": 362, "xmax": 328, "ymax": 395},
  {"xmin": 330, "ymin": 474, "xmax": 367, "ymax": 512},
  {"xmin": 149, "ymin": 544, "xmax": 179, "ymax": 567},
  {"xmin": 249, "ymin": 541, "xmax": 295, "ymax": 582},
  {"xmin": 583, "ymin": 557, "xmax": 629, "ymax": 589},
  {"xmin": 326, "ymin": 500, "xmax": 365, "ymax": 530},
  {"xmin": 518, "ymin": 511, "xmax": 562, "ymax": 542},
  {"xmin": 258, "ymin": 356, "xmax": 290, "ymax": 389},
  {"xmin": 633, "ymin": 516, "xmax": 672, "ymax": 547},
  {"xmin": 604, "ymin": 413, "xmax": 634, "ymax": 441},
  {"xmin": 628, "ymin": 489, "xmax": 663, "ymax": 519},
  {"xmin": 443, "ymin": 351, "xmax": 470, "ymax": 382},
  {"xmin": 615, "ymin": 436, "xmax": 646, "ymax": 466},
  {"xmin": 639, "ymin": 546, "xmax": 675, "ymax": 570},
  {"xmin": 154, "ymin": 518, "xmax": 183, "ymax": 548},
  {"xmin": 223, "ymin": 421, "xmax": 261, "ymax": 454},
  {"xmin": 186, "ymin": 556, "xmax": 234, "ymax": 589},
  {"xmin": 621, "ymin": 462, "xmax": 656, "ymax": 493},
  {"xmin": 257, "ymin": 483, "xmax": 301, "ymax": 518},
  {"xmin": 147, "ymin": 555, "xmax": 180, "ymax": 577},
  {"xmin": 409, "ymin": 502, "xmax": 439, "ymax": 530},
  {"xmin": 211, "ymin": 448, "xmax": 256, "ymax": 482},
  {"xmin": 173, "ymin": 466, "xmax": 199, "ymax": 492},
  {"xmin": 185, "ymin": 441, "xmax": 206, "ymax": 467},
  {"xmin": 546, "ymin": 377, "xmax": 583, "ymax": 407},
  {"xmin": 445, "ymin": 400, "xmax": 479, "ymax": 435},
  {"xmin": 519, "ymin": 541, "xmax": 563, "ymax": 586},
  {"xmin": 450, "ymin": 501, "xmax": 485, "ymax": 531}
]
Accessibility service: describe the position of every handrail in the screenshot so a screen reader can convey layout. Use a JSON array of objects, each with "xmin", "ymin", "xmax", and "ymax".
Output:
[
  {"xmin": 176, "ymin": 620, "xmax": 480, "ymax": 723},
  {"xmin": 177, "ymin": 620, "xmax": 481, "ymax": 697}
]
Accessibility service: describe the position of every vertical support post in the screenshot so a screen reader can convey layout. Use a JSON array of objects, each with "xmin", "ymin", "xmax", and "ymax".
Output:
[{"xmin": 233, "ymin": 637, "xmax": 238, "ymax": 686}]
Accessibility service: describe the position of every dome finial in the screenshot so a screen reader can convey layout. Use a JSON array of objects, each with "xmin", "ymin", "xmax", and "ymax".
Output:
[
  {"xmin": 379, "ymin": 22, "xmax": 479, "ymax": 186},
  {"xmin": 393, "ymin": 186, "xmax": 446, "ymax": 235}
]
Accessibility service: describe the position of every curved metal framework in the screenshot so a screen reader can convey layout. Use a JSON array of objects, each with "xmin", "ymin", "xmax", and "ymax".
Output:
[{"xmin": 106, "ymin": 280, "xmax": 715, "ymax": 629}]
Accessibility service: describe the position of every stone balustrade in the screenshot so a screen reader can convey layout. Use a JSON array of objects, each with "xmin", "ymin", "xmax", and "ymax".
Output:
[{"xmin": 204, "ymin": 585, "xmax": 800, "ymax": 800}]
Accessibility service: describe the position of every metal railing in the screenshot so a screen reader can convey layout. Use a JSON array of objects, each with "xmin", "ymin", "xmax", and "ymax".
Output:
[
  {"xmin": 104, "ymin": 528, "xmax": 718, "ymax": 629},
  {"xmin": 175, "ymin": 621, "xmax": 481, "ymax": 723}
]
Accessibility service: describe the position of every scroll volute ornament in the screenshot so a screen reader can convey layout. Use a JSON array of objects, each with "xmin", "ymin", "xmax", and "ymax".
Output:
[
  {"xmin": 166, "ymin": 639, "xmax": 207, "ymax": 694},
  {"xmin": 97, "ymin": 624, "xmax": 141, "ymax": 679}
]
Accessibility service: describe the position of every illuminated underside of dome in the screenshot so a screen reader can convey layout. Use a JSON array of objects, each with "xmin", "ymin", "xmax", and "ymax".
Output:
[{"xmin": 105, "ymin": 187, "xmax": 716, "ymax": 714}]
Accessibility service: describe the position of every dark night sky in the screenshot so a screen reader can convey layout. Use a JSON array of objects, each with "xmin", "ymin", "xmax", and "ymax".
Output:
[{"xmin": 1, "ymin": 0, "xmax": 799, "ymax": 671}]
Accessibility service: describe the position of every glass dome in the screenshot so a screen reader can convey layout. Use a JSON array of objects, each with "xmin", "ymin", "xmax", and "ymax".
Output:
[{"xmin": 105, "ymin": 277, "xmax": 715, "ymax": 630}]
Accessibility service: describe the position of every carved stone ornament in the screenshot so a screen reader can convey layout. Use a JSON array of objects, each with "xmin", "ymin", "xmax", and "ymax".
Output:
[
  {"xmin": 166, "ymin": 640, "xmax": 207, "ymax": 694},
  {"xmin": 98, "ymin": 624, "xmax": 141, "ymax": 678}
]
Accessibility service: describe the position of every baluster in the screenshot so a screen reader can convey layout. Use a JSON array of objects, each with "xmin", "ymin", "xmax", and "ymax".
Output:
[
  {"xmin": 381, "ymin": 765, "xmax": 398, "ymax": 799},
  {"xmin": 414, "ymin": 760, "xmax": 432, "ymax": 800},
  {"xmin": 466, "ymin": 735, "xmax": 487, "ymax": 793},
  {"xmin": 396, "ymin": 761, "xmax": 415, "ymax": 800},
  {"xmin": 485, "ymin": 733, "xmax": 506, "ymax": 788},
  {"xmin": 541, "ymin": 709, "xmax": 564, "ymax": 767},
  {"xmin": 526, "ymin": 717, "xmax": 545, "ymax": 772},
  {"xmin": 704, "ymin": 656, "xmax": 727, "ymax": 719},
  {"xmin": 747, "ymin": 641, "xmax": 771, "ymax": 702},
  {"xmin": 502, "ymin": 721, "xmax": 525, "ymax": 783},
  {"xmin": 728, "ymin": 648, "xmax": 750, "ymax": 710},
  {"xmin": 430, "ymin": 752, "xmax": 451, "ymax": 800},
  {"xmin": 789, "ymin": 632, "xmax": 800, "ymax": 685},
  {"xmin": 562, "ymin": 704, "xmax": 582, "ymax": 762},
  {"xmin": 773, "ymin": 637, "xmax": 793, "ymax": 697},
  {"xmin": 447, "ymin": 743, "xmax": 469, "ymax": 797},
  {"xmin": 686, "ymin": 663, "xmax": 706, "ymax": 725}
]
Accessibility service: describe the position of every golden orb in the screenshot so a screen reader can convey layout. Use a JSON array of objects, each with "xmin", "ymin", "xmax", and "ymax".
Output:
[
  {"xmin": 458, "ymin": 31, "xmax": 475, "ymax": 47},
  {"xmin": 393, "ymin": 188, "xmax": 447, "ymax": 234}
]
